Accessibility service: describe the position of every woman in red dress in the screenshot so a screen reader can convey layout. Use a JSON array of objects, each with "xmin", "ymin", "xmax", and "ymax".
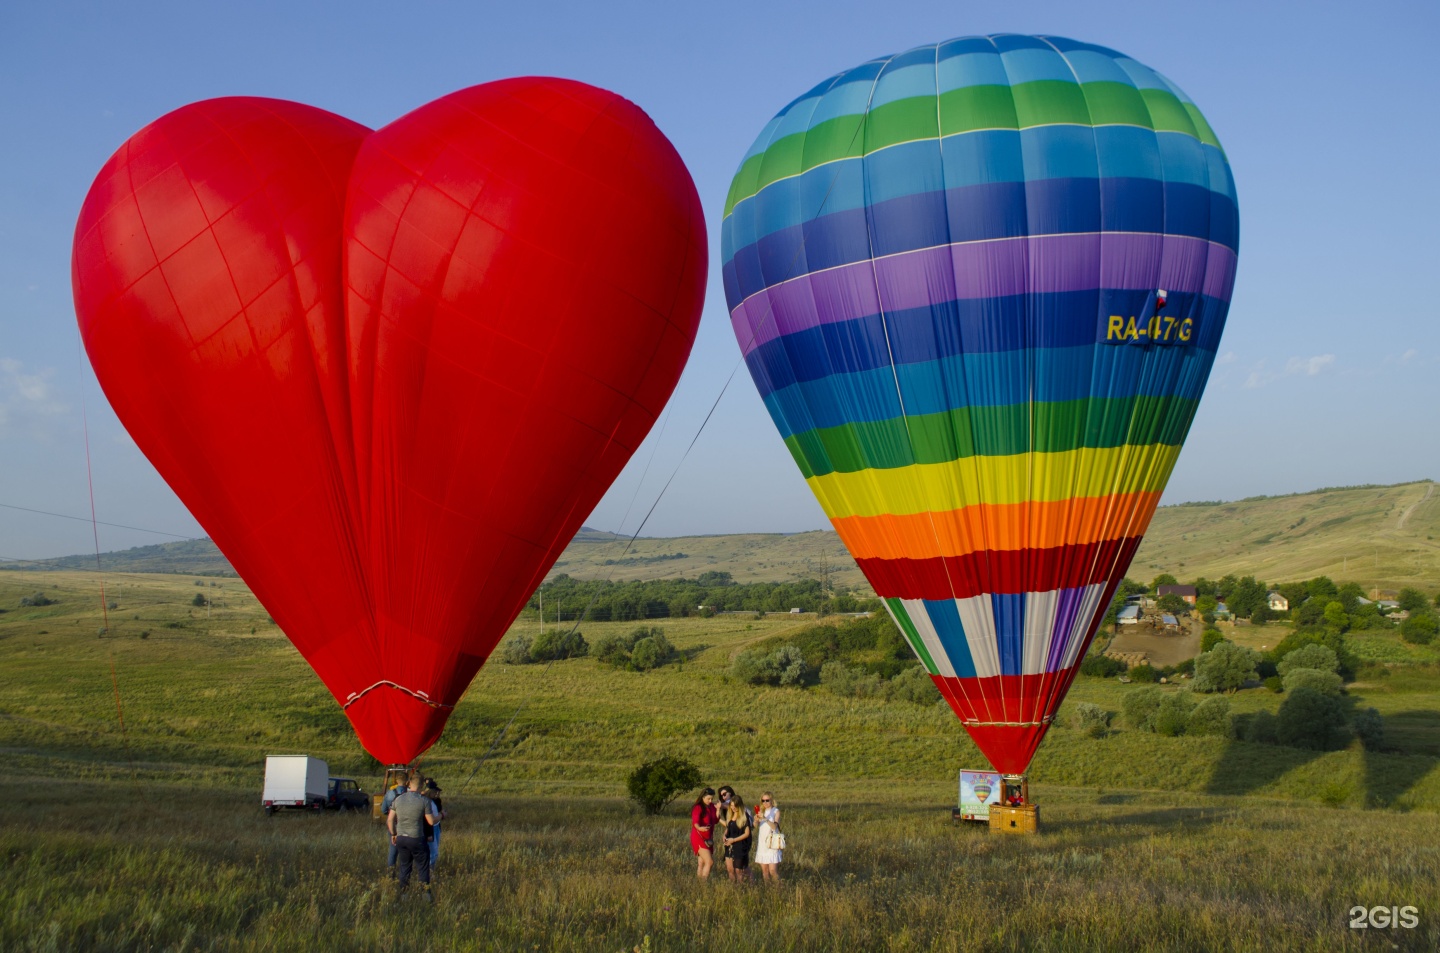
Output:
[{"xmin": 690, "ymin": 787, "xmax": 718, "ymax": 879}]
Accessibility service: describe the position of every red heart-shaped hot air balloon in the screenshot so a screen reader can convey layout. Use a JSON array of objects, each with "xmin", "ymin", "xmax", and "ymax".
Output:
[{"xmin": 72, "ymin": 81, "xmax": 706, "ymax": 763}]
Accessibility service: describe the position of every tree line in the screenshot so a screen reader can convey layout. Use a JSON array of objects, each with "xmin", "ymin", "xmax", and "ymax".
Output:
[{"xmin": 527, "ymin": 572, "xmax": 882, "ymax": 622}]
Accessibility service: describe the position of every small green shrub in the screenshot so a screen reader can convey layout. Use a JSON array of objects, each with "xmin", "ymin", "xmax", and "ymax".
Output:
[
  {"xmin": 1193, "ymin": 641, "xmax": 1259, "ymax": 693},
  {"xmin": 1128, "ymin": 664, "xmax": 1159, "ymax": 683},
  {"xmin": 1282, "ymin": 668, "xmax": 1343, "ymax": 696},
  {"xmin": 1200, "ymin": 628, "xmax": 1225, "ymax": 653},
  {"xmin": 1399, "ymin": 613, "xmax": 1437, "ymax": 645},
  {"xmin": 1153, "ymin": 692, "xmax": 1196, "ymax": 736},
  {"xmin": 20, "ymin": 592, "xmax": 56, "ymax": 607},
  {"xmin": 1264, "ymin": 676, "xmax": 1283, "ymax": 693},
  {"xmin": 1241, "ymin": 709, "xmax": 1278, "ymax": 744},
  {"xmin": 1187, "ymin": 696, "xmax": 1232, "ymax": 737},
  {"xmin": 1276, "ymin": 643, "xmax": 1339, "ymax": 675},
  {"xmin": 626, "ymin": 756, "xmax": 702, "ymax": 815},
  {"xmin": 191, "ymin": 593, "xmax": 208, "ymax": 607},
  {"xmin": 1276, "ymin": 686, "xmax": 1347, "ymax": 750},
  {"xmin": 1071, "ymin": 702, "xmax": 1112, "ymax": 738},
  {"xmin": 884, "ymin": 665, "xmax": 941, "ymax": 705},
  {"xmin": 501, "ymin": 635, "xmax": 534, "ymax": 665},
  {"xmin": 1122, "ymin": 686, "xmax": 1164, "ymax": 731},
  {"xmin": 530, "ymin": 627, "xmax": 588, "ymax": 662}
]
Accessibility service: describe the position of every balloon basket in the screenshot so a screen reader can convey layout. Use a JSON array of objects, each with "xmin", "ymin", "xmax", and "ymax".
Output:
[
  {"xmin": 989, "ymin": 803, "xmax": 1040, "ymax": 834},
  {"xmin": 371, "ymin": 764, "xmax": 413, "ymax": 820}
]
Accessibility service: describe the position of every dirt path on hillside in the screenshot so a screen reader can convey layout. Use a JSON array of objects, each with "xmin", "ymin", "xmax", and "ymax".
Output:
[{"xmin": 1397, "ymin": 481, "xmax": 1435, "ymax": 529}]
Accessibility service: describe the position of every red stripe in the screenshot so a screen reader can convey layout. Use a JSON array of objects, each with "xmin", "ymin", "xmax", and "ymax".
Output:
[
  {"xmin": 857, "ymin": 536, "xmax": 1142, "ymax": 601},
  {"xmin": 934, "ymin": 667, "xmax": 1089, "ymax": 775}
]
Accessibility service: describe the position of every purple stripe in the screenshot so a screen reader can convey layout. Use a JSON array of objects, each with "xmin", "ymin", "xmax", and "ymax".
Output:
[
  {"xmin": 1045, "ymin": 586, "xmax": 1088, "ymax": 673},
  {"xmin": 730, "ymin": 233, "xmax": 1238, "ymax": 353}
]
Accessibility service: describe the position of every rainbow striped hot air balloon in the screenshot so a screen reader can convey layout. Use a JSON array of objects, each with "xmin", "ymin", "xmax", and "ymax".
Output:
[{"xmin": 722, "ymin": 35, "xmax": 1237, "ymax": 775}]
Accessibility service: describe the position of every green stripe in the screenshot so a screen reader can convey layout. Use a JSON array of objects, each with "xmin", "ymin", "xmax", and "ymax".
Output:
[
  {"xmin": 885, "ymin": 598, "xmax": 938, "ymax": 675},
  {"xmin": 782, "ymin": 395, "xmax": 1199, "ymax": 479},
  {"xmin": 724, "ymin": 81, "xmax": 1219, "ymax": 216}
]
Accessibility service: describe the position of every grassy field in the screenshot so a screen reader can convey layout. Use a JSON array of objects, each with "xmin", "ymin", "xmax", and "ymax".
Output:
[{"xmin": 2, "ymin": 571, "xmax": 1439, "ymax": 951}]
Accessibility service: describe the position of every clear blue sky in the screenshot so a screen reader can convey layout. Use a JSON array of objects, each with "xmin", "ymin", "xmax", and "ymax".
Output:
[{"xmin": 2, "ymin": 0, "xmax": 1437, "ymax": 559}]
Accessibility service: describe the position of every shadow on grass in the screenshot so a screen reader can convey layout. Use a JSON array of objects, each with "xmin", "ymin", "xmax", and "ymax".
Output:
[
  {"xmin": 1363, "ymin": 710, "xmax": 1440, "ymax": 808},
  {"xmin": 1203, "ymin": 736, "xmax": 1327, "ymax": 798}
]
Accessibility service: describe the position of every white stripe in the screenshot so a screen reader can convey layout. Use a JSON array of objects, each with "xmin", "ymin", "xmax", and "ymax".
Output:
[
  {"xmin": 1061, "ymin": 584, "xmax": 1107, "ymax": 671},
  {"xmin": 899, "ymin": 599, "xmax": 955, "ymax": 678},
  {"xmin": 956, "ymin": 595, "xmax": 1001, "ymax": 679},
  {"xmin": 1023, "ymin": 590, "xmax": 1059, "ymax": 676}
]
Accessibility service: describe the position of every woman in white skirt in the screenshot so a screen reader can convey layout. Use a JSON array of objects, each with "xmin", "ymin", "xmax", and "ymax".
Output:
[{"xmin": 753, "ymin": 791, "xmax": 783, "ymax": 881}]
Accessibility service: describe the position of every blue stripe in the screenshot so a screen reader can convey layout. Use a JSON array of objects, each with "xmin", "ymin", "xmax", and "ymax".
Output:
[
  {"xmin": 743, "ymin": 289, "xmax": 1229, "ymax": 400},
  {"xmin": 724, "ymin": 179, "xmax": 1236, "ymax": 305},
  {"xmin": 991, "ymin": 593, "xmax": 1026, "ymax": 677},
  {"xmin": 756, "ymin": 344, "xmax": 1220, "ymax": 438},
  {"xmin": 921, "ymin": 599, "xmax": 977, "ymax": 678}
]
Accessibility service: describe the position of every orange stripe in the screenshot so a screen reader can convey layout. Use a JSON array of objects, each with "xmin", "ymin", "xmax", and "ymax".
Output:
[{"xmin": 830, "ymin": 491, "xmax": 1162, "ymax": 561}]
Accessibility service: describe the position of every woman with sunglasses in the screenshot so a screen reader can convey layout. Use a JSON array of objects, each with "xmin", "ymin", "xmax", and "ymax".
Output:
[
  {"xmin": 690, "ymin": 788, "xmax": 718, "ymax": 879},
  {"xmin": 753, "ymin": 791, "xmax": 783, "ymax": 881}
]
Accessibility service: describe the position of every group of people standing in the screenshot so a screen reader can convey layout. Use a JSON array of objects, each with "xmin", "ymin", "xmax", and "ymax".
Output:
[
  {"xmin": 382, "ymin": 772, "xmax": 447, "ymax": 900},
  {"xmin": 690, "ymin": 785, "xmax": 783, "ymax": 882}
]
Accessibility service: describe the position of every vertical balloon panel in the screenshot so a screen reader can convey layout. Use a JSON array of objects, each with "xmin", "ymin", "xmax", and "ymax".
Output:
[{"xmin": 723, "ymin": 35, "xmax": 1237, "ymax": 774}]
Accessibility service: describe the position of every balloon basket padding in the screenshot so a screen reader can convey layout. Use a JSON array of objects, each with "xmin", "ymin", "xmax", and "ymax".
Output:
[{"xmin": 989, "ymin": 803, "xmax": 1040, "ymax": 834}]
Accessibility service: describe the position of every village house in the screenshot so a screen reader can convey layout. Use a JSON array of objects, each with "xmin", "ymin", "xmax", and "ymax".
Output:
[
  {"xmin": 1157, "ymin": 584, "xmax": 1197, "ymax": 605},
  {"xmin": 1267, "ymin": 591, "xmax": 1289, "ymax": 612},
  {"xmin": 1117, "ymin": 605, "xmax": 1141, "ymax": 625}
]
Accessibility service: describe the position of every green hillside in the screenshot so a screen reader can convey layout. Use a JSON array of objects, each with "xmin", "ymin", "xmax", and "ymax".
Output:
[{"xmin": 7, "ymin": 480, "xmax": 1437, "ymax": 595}]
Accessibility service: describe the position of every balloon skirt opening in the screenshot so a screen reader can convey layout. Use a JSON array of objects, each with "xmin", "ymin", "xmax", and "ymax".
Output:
[{"xmin": 346, "ymin": 689, "xmax": 450, "ymax": 766}]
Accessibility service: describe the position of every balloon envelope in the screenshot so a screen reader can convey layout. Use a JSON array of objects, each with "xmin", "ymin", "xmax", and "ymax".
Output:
[
  {"xmin": 722, "ymin": 35, "xmax": 1237, "ymax": 774},
  {"xmin": 74, "ymin": 81, "xmax": 706, "ymax": 764}
]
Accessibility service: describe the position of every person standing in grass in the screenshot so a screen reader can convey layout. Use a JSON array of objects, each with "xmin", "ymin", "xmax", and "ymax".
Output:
[
  {"xmin": 722, "ymin": 795, "xmax": 753, "ymax": 882},
  {"xmin": 423, "ymin": 778, "xmax": 446, "ymax": 871},
  {"xmin": 754, "ymin": 792, "xmax": 783, "ymax": 882},
  {"xmin": 388, "ymin": 775, "xmax": 439, "ymax": 902},
  {"xmin": 690, "ymin": 788, "xmax": 718, "ymax": 879},
  {"xmin": 381, "ymin": 772, "xmax": 412, "ymax": 876}
]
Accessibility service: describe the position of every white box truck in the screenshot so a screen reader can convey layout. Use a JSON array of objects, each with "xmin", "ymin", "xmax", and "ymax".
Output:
[{"xmin": 262, "ymin": 755, "xmax": 329, "ymax": 814}]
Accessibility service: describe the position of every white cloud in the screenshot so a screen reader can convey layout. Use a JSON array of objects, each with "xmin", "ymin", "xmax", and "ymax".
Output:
[
  {"xmin": 1216, "ymin": 351, "xmax": 1238, "ymax": 365},
  {"xmin": 1284, "ymin": 354, "xmax": 1336, "ymax": 377},
  {"xmin": 1399, "ymin": 348, "xmax": 1418, "ymax": 364},
  {"xmin": 0, "ymin": 357, "xmax": 67, "ymax": 435}
]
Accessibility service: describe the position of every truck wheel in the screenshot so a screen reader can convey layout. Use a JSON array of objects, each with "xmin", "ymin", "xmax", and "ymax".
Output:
[{"xmin": 264, "ymin": 806, "xmax": 276, "ymax": 816}]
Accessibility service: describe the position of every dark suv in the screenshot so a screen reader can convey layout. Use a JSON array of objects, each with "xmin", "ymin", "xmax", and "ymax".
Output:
[{"xmin": 328, "ymin": 777, "xmax": 367, "ymax": 811}]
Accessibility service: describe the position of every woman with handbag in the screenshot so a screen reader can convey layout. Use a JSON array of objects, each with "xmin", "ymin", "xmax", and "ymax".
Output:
[
  {"xmin": 753, "ymin": 791, "xmax": 784, "ymax": 882},
  {"xmin": 690, "ymin": 788, "xmax": 718, "ymax": 879},
  {"xmin": 721, "ymin": 795, "xmax": 752, "ymax": 882}
]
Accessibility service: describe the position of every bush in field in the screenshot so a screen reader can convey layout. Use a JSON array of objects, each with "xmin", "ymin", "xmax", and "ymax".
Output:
[
  {"xmin": 529, "ymin": 627, "xmax": 589, "ymax": 662},
  {"xmin": 1080, "ymin": 653, "xmax": 1125, "ymax": 677},
  {"xmin": 19, "ymin": 592, "xmax": 56, "ymax": 607},
  {"xmin": 501, "ymin": 635, "xmax": 533, "ymax": 665},
  {"xmin": 1200, "ymin": 628, "xmax": 1225, "ymax": 654},
  {"xmin": 1123, "ymin": 686, "xmax": 1164, "ymax": 731},
  {"xmin": 1400, "ymin": 613, "xmax": 1437, "ymax": 645},
  {"xmin": 594, "ymin": 626, "xmax": 675, "ymax": 671},
  {"xmin": 1193, "ymin": 641, "xmax": 1259, "ymax": 693},
  {"xmin": 1276, "ymin": 686, "xmax": 1348, "ymax": 750},
  {"xmin": 1187, "ymin": 696, "xmax": 1232, "ymax": 736},
  {"xmin": 191, "ymin": 593, "xmax": 208, "ymax": 607},
  {"xmin": 1270, "ymin": 628, "xmax": 1358, "ymax": 679},
  {"xmin": 1264, "ymin": 676, "xmax": 1284, "ymax": 693},
  {"xmin": 1282, "ymin": 668, "xmax": 1343, "ymax": 696},
  {"xmin": 884, "ymin": 665, "xmax": 941, "ymax": 705},
  {"xmin": 1128, "ymin": 664, "xmax": 1159, "ymax": 683},
  {"xmin": 775, "ymin": 645, "xmax": 808, "ymax": 686},
  {"xmin": 1174, "ymin": 658, "xmax": 1195, "ymax": 676},
  {"xmin": 734, "ymin": 644, "xmax": 808, "ymax": 686},
  {"xmin": 626, "ymin": 756, "xmax": 703, "ymax": 816},
  {"xmin": 1352, "ymin": 708, "xmax": 1385, "ymax": 751},
  {"xmin": 1153, "ymin": 692, "xmax": 1196, "ymax": 736},
  {"xmin": 1072, "ymin": 702, "xmax": 1112, "ymax": 738},
  {"xmin": 1277, "ymin": 643, "xmax": 1338, "ymax": 676}
]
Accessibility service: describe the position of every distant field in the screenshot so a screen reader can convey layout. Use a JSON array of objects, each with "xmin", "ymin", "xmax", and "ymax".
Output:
[
  {"xmin": 7, "ymin": 480, "xmax": 1437, "ymax": 596},
  {"xmin": 2, "ymin": 571, "xmax": 1439, "ymax": 949}
]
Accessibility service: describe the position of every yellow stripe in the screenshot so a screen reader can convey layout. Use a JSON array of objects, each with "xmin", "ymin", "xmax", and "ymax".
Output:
[{"xmin": 804, "ymin": 444, "xmax": 1184, "ymax": 520}]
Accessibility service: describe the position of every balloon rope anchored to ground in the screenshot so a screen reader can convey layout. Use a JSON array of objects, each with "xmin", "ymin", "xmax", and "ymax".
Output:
[
  {"xmin": 722, "ymin": 34, "xmax": 1238, "ymax": 776},
  {"xmin": 72, "ymin": 80, "xmax": 707, "ymax": 765}
]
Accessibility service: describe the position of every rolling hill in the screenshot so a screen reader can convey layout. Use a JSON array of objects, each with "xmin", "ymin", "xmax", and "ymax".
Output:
[{"xmin": 5, "ymin": 480, "xmax": 1436, "ymax": 594}]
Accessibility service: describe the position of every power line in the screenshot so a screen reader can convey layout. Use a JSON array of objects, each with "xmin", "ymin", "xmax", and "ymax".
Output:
[{"xmin": 0, "ymin": 501, "xmax": 201, "ymax": 541}]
